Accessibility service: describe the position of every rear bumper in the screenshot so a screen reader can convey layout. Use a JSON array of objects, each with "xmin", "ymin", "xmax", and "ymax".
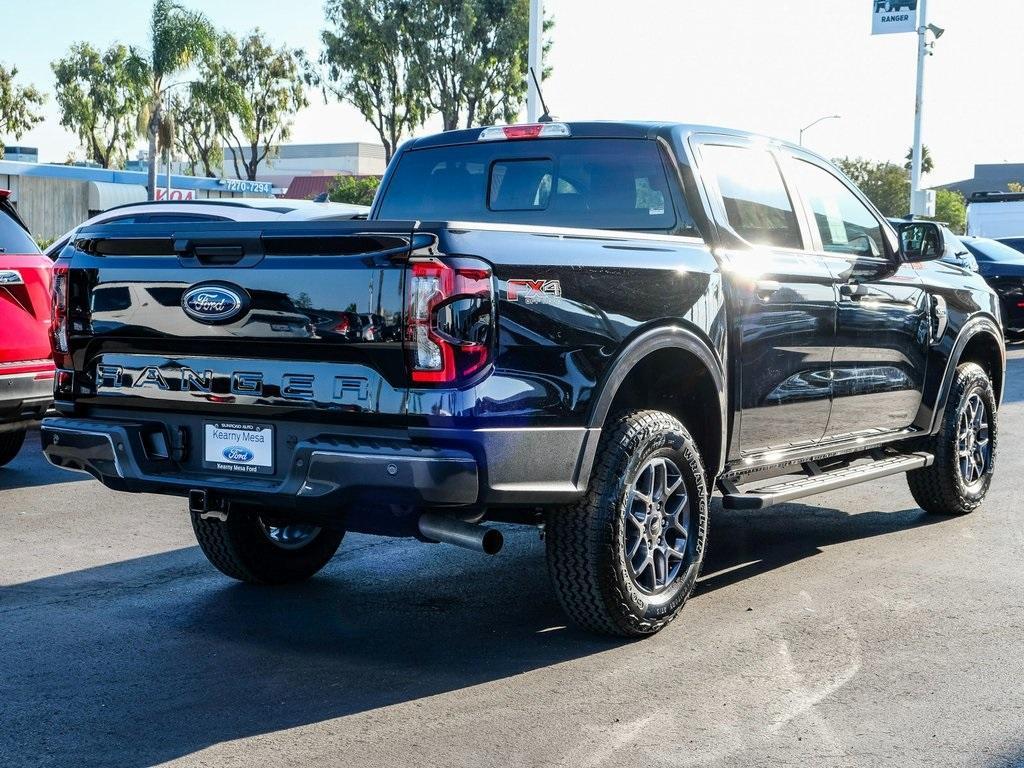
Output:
[
  {"xmin": 0, "ymin": 370, "xmax": 53, "ymax": 432},
  {"xmin": 41, "ymin": 416, "xmax": 479, "ymax": 508},
  {"xmin": 41, "ymin": 415, "xmax": 593, "ymax": 520}
]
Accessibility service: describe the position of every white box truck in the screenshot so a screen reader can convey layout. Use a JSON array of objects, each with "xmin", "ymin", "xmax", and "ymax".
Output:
[{"xmin": 967, "ymin": 192, "xmax": 1024, "ymax": 237}]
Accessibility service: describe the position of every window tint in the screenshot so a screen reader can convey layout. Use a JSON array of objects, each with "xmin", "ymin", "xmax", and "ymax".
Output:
[
  {"xmin": 791, "ymin": 160, "xmax": 885, "ymax": 258},
  {"xmin": 378, "ymin": 138, "xmax": 691, "ymax": 234},
  {"xmin": 701, "ymin": 144, "xmax": 802, "ymax": 250},
  {"xmin": 0, "ymin": 204, "xmax": 40, "ymax": 255},
  {"xmin": 489, "ymin": 159, "xmax": 554, "ymax": 211}
]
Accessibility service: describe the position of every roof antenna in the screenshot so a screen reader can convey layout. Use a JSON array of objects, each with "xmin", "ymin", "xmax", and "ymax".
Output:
[{"xmin": 530, "ymin": 67, "xmax": 553, "ymax": 123}]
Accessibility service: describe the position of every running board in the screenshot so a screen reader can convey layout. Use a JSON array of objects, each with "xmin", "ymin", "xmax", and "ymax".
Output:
[{"xmin": 719, "ymin": 452, "xmax": 934, "ymax": 510}]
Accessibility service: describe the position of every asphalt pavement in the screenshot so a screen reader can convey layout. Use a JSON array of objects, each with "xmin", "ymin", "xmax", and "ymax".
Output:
[{"xmin": 3, "ymin": 351, "xmax": 1024, "ymax": 767}]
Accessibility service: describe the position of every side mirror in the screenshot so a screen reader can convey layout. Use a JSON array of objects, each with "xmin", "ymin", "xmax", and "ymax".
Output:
[{"xmin": 897, "ymin": 221, "xmax": 943, "ymax": 262}]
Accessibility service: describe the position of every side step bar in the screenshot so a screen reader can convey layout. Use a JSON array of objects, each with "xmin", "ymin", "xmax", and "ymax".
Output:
[{"xmin": 719, "ymin": 452, "xmax": 934, "ymax": 510}]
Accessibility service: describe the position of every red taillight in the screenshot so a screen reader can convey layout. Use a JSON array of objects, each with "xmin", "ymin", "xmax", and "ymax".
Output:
[
  {"xmin": 503, "ymin": 125, "xmax": 544, "ymax": 140},
  {"xmin": 50, "ymin": 263, "xmax": 71, "ymax": 369},
  {"xmin": 334, "ymin": 315, "xmax": 351, "ymax": 333},
  {"xmin": 405, "ymin": 259, "xmax": 493, "ymax": 385}
]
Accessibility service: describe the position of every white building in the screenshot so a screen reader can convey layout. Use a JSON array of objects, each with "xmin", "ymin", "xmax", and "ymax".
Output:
[{"xmin": 222, "ymin": 142, "xmax": 387, "ymax": 191}]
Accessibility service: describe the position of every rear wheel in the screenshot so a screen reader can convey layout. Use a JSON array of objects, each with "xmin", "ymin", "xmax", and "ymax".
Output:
[
  {"xmin": 0, "ymin": 429, "xmax": 26, "ymax": 467},
  {"xmin": 906, "ymin": 362, "xmax": 997, "ymax": 515},
  {"xmin": 545, "ymin": 410, "xmax": 709, "ymax": 637},
  {"xmin": 191, "ymin": 505, "xmax": 343, "ymax": 584}
]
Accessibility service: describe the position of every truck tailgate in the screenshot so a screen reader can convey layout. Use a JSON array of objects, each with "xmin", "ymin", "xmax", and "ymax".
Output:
[{"xmin": 59, "ymin": 220, "xmax": 427, "ymax": 414}]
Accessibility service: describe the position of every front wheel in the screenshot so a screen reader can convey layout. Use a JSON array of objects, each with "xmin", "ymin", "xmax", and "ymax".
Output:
[
  {"xmin": 545, "ymin": 410, "xmax": 709, "ymax": 637},
  {"xmin": 0, "ymin": 429, "xmax": 26, "ymax": 467},
  {"xmin": 191, "ymin": 505, "xmax": 344, "ymax": 585},
  {"xmin": 906, "ymin": 362, "xmax": 997, "ymax": 515}
]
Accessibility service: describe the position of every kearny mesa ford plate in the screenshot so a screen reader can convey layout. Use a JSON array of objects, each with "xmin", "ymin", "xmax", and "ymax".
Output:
[{"xmin": 204, "ymin": 422, "xmax": 274, "ymax": 475}]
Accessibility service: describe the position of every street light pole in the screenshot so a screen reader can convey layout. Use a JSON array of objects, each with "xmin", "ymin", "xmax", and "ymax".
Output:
[
  {"xmin": 527, "ymin": 0, "xmax": 543, "ymax": 122},
  {"xmin": 798, "ymin": 115, "xmax": 841, "ymax": 146},
  {"xmin": 910, "ymin": 0, "xmax": 929, "ymax": 215}
]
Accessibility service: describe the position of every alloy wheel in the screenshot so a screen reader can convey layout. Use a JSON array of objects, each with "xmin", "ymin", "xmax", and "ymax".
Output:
[
  {"xmin": 258, "ymin": 518, "xmax": 322, "ymax": 550},
  {"xmin": 623, "ymin": 456, "xmax": 691, "ymax": 595},
  {"xmin": 957, "ymin": 392, "xmax": 991, "ymax": 488}
]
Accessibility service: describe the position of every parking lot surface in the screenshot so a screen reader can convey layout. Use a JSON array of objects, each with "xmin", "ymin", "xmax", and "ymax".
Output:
[{"xmin": 3, "ymin": 351, "xmax": 1024, "ymax": 768}]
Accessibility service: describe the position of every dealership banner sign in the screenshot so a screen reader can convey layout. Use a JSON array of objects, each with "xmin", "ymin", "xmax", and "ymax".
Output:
[{"xmin": 872, "ymin": 0, "xmax": 918, "ymax": 35}]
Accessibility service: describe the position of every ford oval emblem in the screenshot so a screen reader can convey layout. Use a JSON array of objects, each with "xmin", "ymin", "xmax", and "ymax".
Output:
[
  {"xmin": 223, "ymin": 446, "xmax": 254, "ymax": 463},
  {"xmin": 182, "ymin": 284, "xmax": 246, "ymax": 324}
]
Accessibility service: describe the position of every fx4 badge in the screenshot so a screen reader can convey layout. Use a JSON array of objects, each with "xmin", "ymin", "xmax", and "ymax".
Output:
[{"xmin": 507, "ymin": 279, "xmax": 562, "ymax": 304}]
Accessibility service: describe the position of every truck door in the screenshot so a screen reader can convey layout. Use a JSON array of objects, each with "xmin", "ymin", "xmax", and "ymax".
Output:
[
  {"xmin": 694, "ymin": 139, "xmax": 836, "ymax": 456},
  {"xmin": 783, "ymin": 152, "xmax": 928, "ymax": 439}
]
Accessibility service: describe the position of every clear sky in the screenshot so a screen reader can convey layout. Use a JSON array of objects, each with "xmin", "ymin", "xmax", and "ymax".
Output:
[{"xmin": 6, "ymin": 0, "xmax": 1023, "ymax": 186}]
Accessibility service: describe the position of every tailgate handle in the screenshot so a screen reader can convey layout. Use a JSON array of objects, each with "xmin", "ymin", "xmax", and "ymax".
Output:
[
  {"xmin": 192, "ymin": 245, "xmax": 244, "ymax": 264},
  {"xmin": 174, "ymin": 231, "xmax": 264, "ymax": 267}
]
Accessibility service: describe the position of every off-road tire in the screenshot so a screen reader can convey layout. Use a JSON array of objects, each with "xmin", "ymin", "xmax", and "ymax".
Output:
[
  {"xmin": 191, "ymin": 505, "xmax": 343, "ymax": 585},
  {"xmin": 0, "ymin": 429, "xmax": 26, "ymax": 467},
  {"xmin": 906, "ymin": 362, "xmax": 997, "ymax": 515},
  {"xmin": 545, "ymin": 410, "xmax": 709, "ymax": 637}
]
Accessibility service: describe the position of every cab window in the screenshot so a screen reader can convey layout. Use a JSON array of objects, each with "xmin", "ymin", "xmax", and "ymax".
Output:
[
  {"xmin": 791, "ymin": 160, "xmax": 885, "ymax": 258},
  {"xmin": 700, "ymin": 144, "xmax": 802, "ymax": 250}
]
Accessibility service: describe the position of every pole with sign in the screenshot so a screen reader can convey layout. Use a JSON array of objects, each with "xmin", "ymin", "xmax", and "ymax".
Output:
[
  {"xmin": 909, "ymin": 0, "xmax": 929, "ymax": 216},
  {"xmin": 871, "ymin": 0, "xmax": 937, "ymax": 216}
]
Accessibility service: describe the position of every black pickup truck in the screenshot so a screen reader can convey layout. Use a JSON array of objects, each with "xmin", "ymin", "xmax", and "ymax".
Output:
[{"xmin": 43, "ymin": 122, "xmax": 1003, "ymax": 636}]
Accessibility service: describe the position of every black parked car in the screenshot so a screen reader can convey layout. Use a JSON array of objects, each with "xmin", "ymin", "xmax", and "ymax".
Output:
[
  {"xmin": 996, "ymin": 236, "xmax": 1024, "ymax": 256},
  {"xmin": 961, "ymin": 236, "xmax": 1024, "ymax": 337}
]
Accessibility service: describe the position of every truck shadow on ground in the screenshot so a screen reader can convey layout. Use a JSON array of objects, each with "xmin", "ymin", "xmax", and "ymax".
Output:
[
  {"xmin": 0, "ymin": 433, "xmax": 89, "ymax": 491},
  {"xmin": 0, "ymin": 496, "xmax": 950, "ymax": 767}
]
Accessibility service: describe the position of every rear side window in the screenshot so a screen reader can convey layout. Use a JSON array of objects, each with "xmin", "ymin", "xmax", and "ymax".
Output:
[
  {"xmin": 701, "ymin": 144, "xmax": 802, "ymax": 250},
  {"xmin": 0, "ymin": 204, "xmax": 40, "ymax": 255},
  {"xmin": 379, "ymin": 138, "xmax": 694, "ymax": 234}
]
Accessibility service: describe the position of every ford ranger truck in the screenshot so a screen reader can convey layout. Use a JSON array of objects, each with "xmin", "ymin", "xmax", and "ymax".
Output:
[
  {"xmin": 42, "ymin": 123, "xmax": 1004, "ymax": 637},
  {"xmin": 0, "ymin": 189, "xmax": 53, "ymax": 466}
]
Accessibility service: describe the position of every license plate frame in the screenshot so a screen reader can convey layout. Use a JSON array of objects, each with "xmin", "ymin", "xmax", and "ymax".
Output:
[{"xmin": 203, "ymin": 421, "xmax": 274, "ymax": 476}]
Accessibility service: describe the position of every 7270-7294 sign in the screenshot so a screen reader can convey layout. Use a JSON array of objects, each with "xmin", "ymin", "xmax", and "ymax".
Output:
[{"xmin": 872, "ymin": 0, "xmax": 918, "ymax": 35}]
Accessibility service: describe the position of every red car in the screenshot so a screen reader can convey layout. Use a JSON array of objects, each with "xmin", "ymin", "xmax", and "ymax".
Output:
[{"xmin": 0, "ymin": 190, "xmax": 53, "ymax": 466}]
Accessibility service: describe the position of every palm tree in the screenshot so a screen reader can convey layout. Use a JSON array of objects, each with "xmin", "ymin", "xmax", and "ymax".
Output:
[
  {"xmin": 904, "ymin": 145, "xmax": 934, "ymax": 175},
  {"xmin": 139, "ymin": 0, "xmax": 215, "ymax": 199}
]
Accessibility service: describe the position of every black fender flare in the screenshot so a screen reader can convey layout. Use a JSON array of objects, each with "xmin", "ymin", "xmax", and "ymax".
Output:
[
  {"xmin": 924, "ymin": 315, "xmax": 1004, "ymax": 434},
  {"xmin": 574, "ymin": 325, "xmax": 728, "ymax": 487}
]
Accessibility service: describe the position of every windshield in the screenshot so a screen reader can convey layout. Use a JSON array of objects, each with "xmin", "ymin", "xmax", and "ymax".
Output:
[
  {"xmin": 378, "ymin": 138, "xmax": 697, "ymax": 235},
  {"xmin": 963, "ymin": 238, "xmax": 1024, "ymax": 263}
]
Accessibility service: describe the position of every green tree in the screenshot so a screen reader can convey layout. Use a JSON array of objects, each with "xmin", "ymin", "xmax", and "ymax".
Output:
[
  {"xmin": 930, "ymin": 189, "xmax": 966, "ymax": 234},
  {"xmin": 168, "ymin": 91, "xmax": 223, "ymax": 177},
  {"xmin": 1008, "ymin": 182, "xmax": 1023, "ymax": 193},
  {"xmin": 139, "ymin": 0, "xmax": 216, "ymax": 198},
  {"xmin": 52, "ymin": 43, "xmax": 148, "ymax": 169},
  {"xmin": 208, "ymin": 31, "xmax": 309, "ymax": 181},
  {"xmin": 408, "ymin": 0, "xmax": 552, "ymax": 130},
  {"xmin": 835, "ymin": 157, "xmax": 910, "ymax": 218},
  {"xmin": 904, "ymin": 145, "xmax": 934, "ymax": 175},
  {"xmin": 0, "ymin": 64, "xmax": 44, "ymax": 159},
  {"xmin": 328, "ymin": 175, "xmax": 380, "ymax": 205},
  {"xmin": 320, "ymin": 0, "xmax": 428, "ymax": 162}
]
